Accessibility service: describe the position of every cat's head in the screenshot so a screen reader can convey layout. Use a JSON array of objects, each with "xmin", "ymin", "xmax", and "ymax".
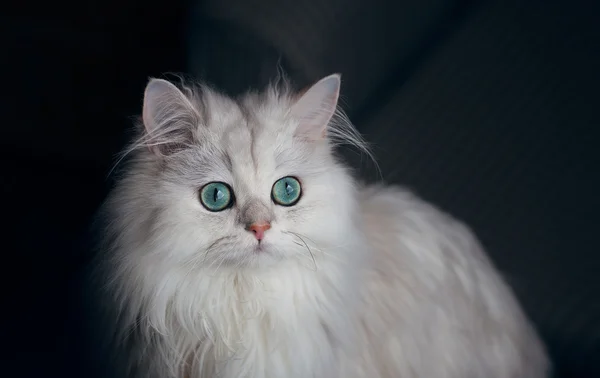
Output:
[{"xmin": 111, "ymin": 74, "xmax": 367, "ymax": 271}]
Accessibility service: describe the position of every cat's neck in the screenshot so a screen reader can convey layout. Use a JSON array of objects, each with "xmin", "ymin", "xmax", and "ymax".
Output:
[
  {"xmin": 193, "ymin": 259, "xmax": 345, "ymax": 306},
  {"xmin": 126, "ymin": 249, "xmax": 363, "ymax": 378},
  {"xmin": 154, "ymin": 257, "xmax": 358, "ymax": 333}
]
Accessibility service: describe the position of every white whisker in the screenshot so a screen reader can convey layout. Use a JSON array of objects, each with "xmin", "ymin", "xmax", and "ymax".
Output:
[{"xmin": 283, "ymin": 230, "xmax": 318, "ymax": 271}]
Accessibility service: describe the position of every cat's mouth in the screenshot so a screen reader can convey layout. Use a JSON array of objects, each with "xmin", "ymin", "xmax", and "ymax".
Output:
[{"xmin": 252, "ymin": 241, "xmax": 268, "ymax": 253}]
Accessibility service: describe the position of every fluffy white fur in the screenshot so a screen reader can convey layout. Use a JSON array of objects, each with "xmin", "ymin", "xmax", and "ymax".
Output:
[{"xmin": 97, "ymin": 73, "xmax": 549, "ymax": 378}]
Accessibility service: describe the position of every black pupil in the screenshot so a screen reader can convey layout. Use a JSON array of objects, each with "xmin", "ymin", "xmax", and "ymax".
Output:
[{"xmin": 285, "ymin": 182, "xmax": 293, "ymax": 196}]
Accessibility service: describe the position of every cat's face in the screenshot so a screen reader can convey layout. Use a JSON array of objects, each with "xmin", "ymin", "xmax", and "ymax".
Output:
[{"xmin": 119, "ymin": 75, "xmax": 362, "ymax": 271}]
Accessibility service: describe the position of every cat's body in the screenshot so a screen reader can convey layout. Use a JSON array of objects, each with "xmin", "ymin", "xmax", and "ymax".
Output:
[{"xmin": 95, "ymin": 74, "xmax": 548, "ymax": 378}]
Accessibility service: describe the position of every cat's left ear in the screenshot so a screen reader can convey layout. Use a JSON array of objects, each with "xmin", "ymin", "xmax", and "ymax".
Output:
[{"xmin": 290, "ymin": 74, "xmax": 341, "ymax": 140}]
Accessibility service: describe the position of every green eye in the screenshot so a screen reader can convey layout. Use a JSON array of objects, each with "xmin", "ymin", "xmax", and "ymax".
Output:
[
  {"xmin": 199, "ymin": 182, "xmax": 234, "ymax": 212},
  {"xmin": 271, "ymin": 176, "xmax": 302, "ymax": 206}
]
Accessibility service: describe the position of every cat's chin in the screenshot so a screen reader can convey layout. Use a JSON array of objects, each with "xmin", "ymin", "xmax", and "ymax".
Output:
[{"xmin": 210, "ymin": 243, "xmax": 285, "ymax": 270}]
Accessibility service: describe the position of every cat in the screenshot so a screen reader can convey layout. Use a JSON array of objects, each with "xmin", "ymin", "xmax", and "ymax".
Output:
[{"xmin": 92, "ymin": 73, "xmax": 550, "ymax": 378}]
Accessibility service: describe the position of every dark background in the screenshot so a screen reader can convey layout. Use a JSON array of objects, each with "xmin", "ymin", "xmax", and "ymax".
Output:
[{"xmin": 3, "ymin": 0, "xmax": 599, "ymax": 377}]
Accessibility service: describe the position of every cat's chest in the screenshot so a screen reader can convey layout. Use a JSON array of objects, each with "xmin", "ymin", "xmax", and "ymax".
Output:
[{"xmin": 188, "ymin": 275, "xmax": 340, "ymax": 378}]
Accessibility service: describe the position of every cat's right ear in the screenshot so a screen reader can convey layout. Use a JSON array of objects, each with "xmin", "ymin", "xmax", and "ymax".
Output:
[{"xmin": 142, "ymin": 78, "xmax": 200, "ymax": 156}]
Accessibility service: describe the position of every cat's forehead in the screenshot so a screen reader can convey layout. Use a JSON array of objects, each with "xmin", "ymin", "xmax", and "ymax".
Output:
[
  {"xmin": 220, "ymin": 114, "xmax": 289, "ymax": 173},
  {"xmin": 191, "ymin": 94, "xmax": 297, "ymax": 180},
  {"xmin": 209, "ymin": 94, "xmax": 289, "ymax": 153},
  {"xmin": 202, "ymin": 91, "xmax": 288, "ymax": 136}
]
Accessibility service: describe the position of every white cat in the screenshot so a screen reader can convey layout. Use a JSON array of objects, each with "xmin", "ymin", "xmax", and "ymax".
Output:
[{"xmin": 96, "ymin": 73, "xmax": 549, "ymax": 378}]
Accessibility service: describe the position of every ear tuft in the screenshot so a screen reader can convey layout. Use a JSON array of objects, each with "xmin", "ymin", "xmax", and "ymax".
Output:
[
  {"xmin": 142, "ymin": 78, "xmax": 199, "ymax": 156},
  {"xmin": 290, "ymin": 74, "xmax": 341, "ymax": 140}
]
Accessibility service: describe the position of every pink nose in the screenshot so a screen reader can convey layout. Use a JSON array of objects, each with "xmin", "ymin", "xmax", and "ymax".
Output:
[{"xmin": 247, "ymin": 222, "xmax": 271, "ymax": 241}]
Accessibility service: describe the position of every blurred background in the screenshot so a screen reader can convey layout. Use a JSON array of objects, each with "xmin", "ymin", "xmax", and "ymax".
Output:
[{"xmin": 3, "ymin": 0, "xmax": 599, "ymax": 377}]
